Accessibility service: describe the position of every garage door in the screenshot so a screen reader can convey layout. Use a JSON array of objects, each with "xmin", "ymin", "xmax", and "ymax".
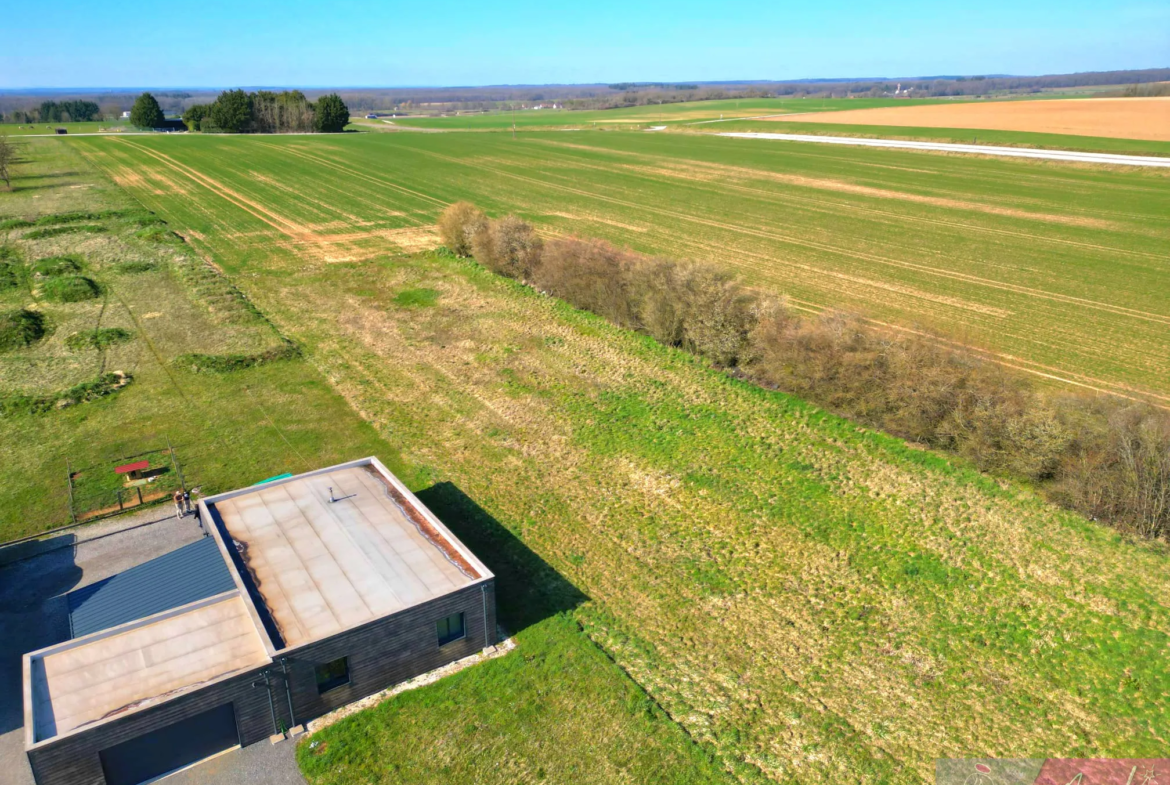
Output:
[{"xmin": 99, "ymin": 703, "xmax": 239, "ymax": 785}]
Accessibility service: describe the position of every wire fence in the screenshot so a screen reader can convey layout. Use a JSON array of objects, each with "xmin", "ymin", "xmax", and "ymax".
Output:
[{"xmin": 67, "ymin": 439, "xmax": 192, "ymax": 524}]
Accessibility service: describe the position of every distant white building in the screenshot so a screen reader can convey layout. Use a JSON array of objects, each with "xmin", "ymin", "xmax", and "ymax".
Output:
[{"xmin": 120, "ymin": 111, "xmax": 131, "ymax": 119}]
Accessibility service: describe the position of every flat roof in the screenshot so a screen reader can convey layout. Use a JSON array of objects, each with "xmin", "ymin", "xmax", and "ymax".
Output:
[
  {"xmin": 205, "ymin": 459, "xmax": 488, "ymax": 650},
  {"xmin": 25, "ymin": 457, "xmax": 490, "ymax": 749},
  {"xmin": 27, "ymin": 593, "xmax": 270, "ymax": 744}
]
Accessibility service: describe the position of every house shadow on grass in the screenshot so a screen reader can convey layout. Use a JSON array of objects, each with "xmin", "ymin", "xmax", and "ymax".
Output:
[{"xmin": 416, "ymin": 482, "xmax": 588, "ymax": 635}]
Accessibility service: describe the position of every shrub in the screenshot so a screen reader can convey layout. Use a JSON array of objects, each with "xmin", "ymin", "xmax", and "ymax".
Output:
[
  {"xmin": 65, "ymin": 328, "xmax": 132, "ymax": 351},
  {"xmin": 112, "ymin": 260, "xmax": 158, "ymax": 274},
  {"xmin": 629, "ymin": 260, "xmax": 756, "ymax": 366},
  {"xmin": 533, "ymin": 237, "xmax": 640, "ymax": 329},
  {"xmin": 437, "ymin": 203, "xmax": 487, "ymax": 257},
  {"xmin": 0, "ymin": 263, "xmax": 18, "ymax": 291},
  {"xmin": 0, "ymin": 246, "xmax": 22, "ymax": 291},
  {"xmin": 1052, "ymin": 401, "xmax": 1170, "ymax": 539},
  {"xmin": 0, "ymin": 309, "xmax": 46, "ymax": 351},
  {"xmin": 41, "ymin": 275, "xmax": 100, "ymax": 302},
  {"xmin": 0, "ymin": 372, "xmax": 131, "ymax": 416},
  {"xmin": 472, "ymin": 216, "xmax": 544, "ymax": 280},
  {"xmin": 135, "ymin": 226, "xmax": 179, "ymax": 243},
  {"xmin": 31, "ymin": 254, "xmax": 84, "ymax": 277},
  {"xmin": 175, "ymin": 340, "xmax": 300, "ymax": 372},
  {"xmin": 24, "ymin": 224, "xmax": 105, "ymax": 240}
]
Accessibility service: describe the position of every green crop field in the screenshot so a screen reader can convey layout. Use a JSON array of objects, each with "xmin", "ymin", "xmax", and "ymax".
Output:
[
  {"xmin": 378, "ymin": 97, "xmax": 955, "ymax": 131},
  {"xmin": 68, "ymin": 131, "xmax": 1170, "ymax": 404},
  {"xmin": 13, "ymin": 131, "xmax": 1159, "ymax": 782}
]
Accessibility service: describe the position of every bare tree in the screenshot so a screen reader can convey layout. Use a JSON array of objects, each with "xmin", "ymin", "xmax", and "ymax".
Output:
[{"xmin": 0, "ymin": 132, "xmax": 15, "ymax": 190}]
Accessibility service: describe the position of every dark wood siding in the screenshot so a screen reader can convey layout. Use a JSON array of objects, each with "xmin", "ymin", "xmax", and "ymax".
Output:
[
  {"xmin": 283, "ymin": 579, "xmax": 497, "ymax": 723},
  {"xmin": 27, "ymin": 669, "xmax": 274, "ymax": 785}
]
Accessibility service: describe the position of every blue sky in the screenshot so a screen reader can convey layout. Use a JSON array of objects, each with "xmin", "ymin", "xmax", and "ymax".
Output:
[{"xmin": 3, "ymin": 0, "xmax": 1167, "ymax": 88}]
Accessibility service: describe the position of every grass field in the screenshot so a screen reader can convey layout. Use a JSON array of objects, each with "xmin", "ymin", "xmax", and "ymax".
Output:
[
  {"xmin": 0, "ymin": 139, "xmax": 398, "ymax": 536},
  {"xmin": 381, "ymin": 97, "xmax": 955, "ymax": 131},
  {"xmin": 67, "ymin": 131, "xmax": 1170, "ymax": 404},
  {"xmin": 763, "ymin": 97, "xmax": 1170, "ymax": 142},
  {"xmin": 0, "ymin": 121, "xmax": 131, "ymax": 136},
  {"xmin": 1, "ymin": 133, "xmax": 741, "ymax": 785},
  {"xmin": 46, "ymin": 131, "xmax": 1170, "ymax": 781}
]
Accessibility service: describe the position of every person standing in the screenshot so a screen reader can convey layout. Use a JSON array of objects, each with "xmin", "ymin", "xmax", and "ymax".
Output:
[
  {"xmin": 173, "ymin": 489, "xmax": 185, "ymax": 518},
  {"xmin": 183, "ymin": 488, "xmax": 192, "ymax": 514}
]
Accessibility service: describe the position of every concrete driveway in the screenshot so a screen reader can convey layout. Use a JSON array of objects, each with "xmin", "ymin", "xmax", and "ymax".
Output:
[{"xmin": 0, "ymin": 508, "xmax": 303, "ymax": 785}]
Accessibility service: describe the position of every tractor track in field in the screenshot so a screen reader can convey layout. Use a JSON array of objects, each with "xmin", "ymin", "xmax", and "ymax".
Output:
[
  {"xmin": 88, "ymin": 136, "xmax": 1170, "ymax": 404},
  {"xmin": 522, "ymin": 140, "xmax": 1168, "ymax": 261},
  {"xmin": 407, "ymin": 144, "xmax": 1170, "ymax": 328}
]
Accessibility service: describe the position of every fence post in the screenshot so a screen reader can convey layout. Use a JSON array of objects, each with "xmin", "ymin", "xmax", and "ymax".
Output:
[
  {"xmin": 167, "ymin": 435, "xmax": 187, "ymax": 492},
  {"xmin": 66, "ymin": 460, "xmax": 77, "ymax": 525}
]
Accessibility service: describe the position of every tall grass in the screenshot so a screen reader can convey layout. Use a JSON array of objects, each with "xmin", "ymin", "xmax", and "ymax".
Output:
[{"xmin": 440, "ymin": 203, "xmax": 1170, "ymax": 540}]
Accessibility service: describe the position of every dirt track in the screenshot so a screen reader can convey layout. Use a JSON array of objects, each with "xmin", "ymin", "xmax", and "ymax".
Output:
[{"xmin": 767, "ymin": 96, "xmax": 1170, "ymax": 141}]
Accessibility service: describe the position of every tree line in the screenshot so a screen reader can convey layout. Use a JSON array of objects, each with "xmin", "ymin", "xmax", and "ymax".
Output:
[
  {"xmin": 4, "ymin": 100, "xmax": 103, "ymax": 124},
  {"xmin": 181, "ymin": 90, "xmax": 349, "ymax": 133},
  {"xmin": 439, "ymin": 203, "xmax": 1170, "ymax": 541}
]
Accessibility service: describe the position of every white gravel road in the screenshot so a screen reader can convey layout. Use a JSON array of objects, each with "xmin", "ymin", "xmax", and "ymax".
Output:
[{"xmin": 717, "ymin": 132, "xmax": 1170, "ymax": 167}]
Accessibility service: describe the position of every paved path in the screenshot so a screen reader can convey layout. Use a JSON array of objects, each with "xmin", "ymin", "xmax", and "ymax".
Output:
[
  {"xmin": 0, "ymin": 510, "xmax": 206, "ymax": 785},
  {"xmin": 717, "ymin": 131, "xmax": 1170, "ymax": 167}
]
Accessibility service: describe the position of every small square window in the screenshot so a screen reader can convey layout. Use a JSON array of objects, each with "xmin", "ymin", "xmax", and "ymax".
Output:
[
  {"xmin": 315, "ymin": 656, "xmax": 350, "ymax": 694},
  {"xmin": 437, "ymin": 612, "xmax": 465, "ymax": 646}
]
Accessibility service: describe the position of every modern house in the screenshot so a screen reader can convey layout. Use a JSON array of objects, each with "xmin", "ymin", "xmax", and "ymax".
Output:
[{"xmin": 23, "ymin": 457, "xmax": 497, "ymax": 785}]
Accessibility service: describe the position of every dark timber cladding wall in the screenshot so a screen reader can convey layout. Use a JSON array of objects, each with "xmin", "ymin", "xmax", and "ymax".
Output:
[
  {"xmin": 26, "ymin": 669, "xmax": 274, "ymax": 785},
  {"xmin": 285, "ymin": 579, "xmax": 497, "ymax": 723}
]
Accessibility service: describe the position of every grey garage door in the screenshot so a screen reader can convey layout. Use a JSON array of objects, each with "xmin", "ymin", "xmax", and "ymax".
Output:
[{"xmin": 99, "ymin": 703, "xmax": 239, "ymax": 785}]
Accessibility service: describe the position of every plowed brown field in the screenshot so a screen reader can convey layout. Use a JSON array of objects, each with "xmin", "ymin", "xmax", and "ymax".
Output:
[{"xmin": 767, "ymin": 96, "xmax": 1170, "ymax": 141}]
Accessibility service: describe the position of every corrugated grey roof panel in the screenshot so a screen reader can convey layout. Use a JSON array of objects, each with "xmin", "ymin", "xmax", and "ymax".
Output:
[{"xmin": 67, "ymin": 537, "xmax": 236, "ymax": 639}]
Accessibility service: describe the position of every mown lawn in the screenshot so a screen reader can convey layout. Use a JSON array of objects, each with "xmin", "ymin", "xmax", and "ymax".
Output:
[{"xmin": 299, "ymin": 615, "xmax": 729, "ymax": 785}]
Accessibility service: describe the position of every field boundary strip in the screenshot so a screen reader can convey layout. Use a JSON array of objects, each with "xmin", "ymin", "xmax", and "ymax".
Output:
[{"xmin": 717, "ymin": 132, "xmax": 1170, "ymax": 167}]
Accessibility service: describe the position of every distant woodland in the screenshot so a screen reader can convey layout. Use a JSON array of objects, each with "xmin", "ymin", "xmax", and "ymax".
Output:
[
  {"xmin": 1, "ymin": 67, "xmax": 1166, "ymax": 123},
  {"xmin": 5, "ymin": 99, "xmax": 102, "ymax": 124}
]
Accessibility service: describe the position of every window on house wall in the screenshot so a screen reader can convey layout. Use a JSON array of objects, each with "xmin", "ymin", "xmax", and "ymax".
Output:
[
  {"xmin": 315, "ymin": 656, "xmax": 350, "ymax": 694},
  {"xmin": 437, "ymin": 612, "xmax": 465, "ymax": 646}
]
